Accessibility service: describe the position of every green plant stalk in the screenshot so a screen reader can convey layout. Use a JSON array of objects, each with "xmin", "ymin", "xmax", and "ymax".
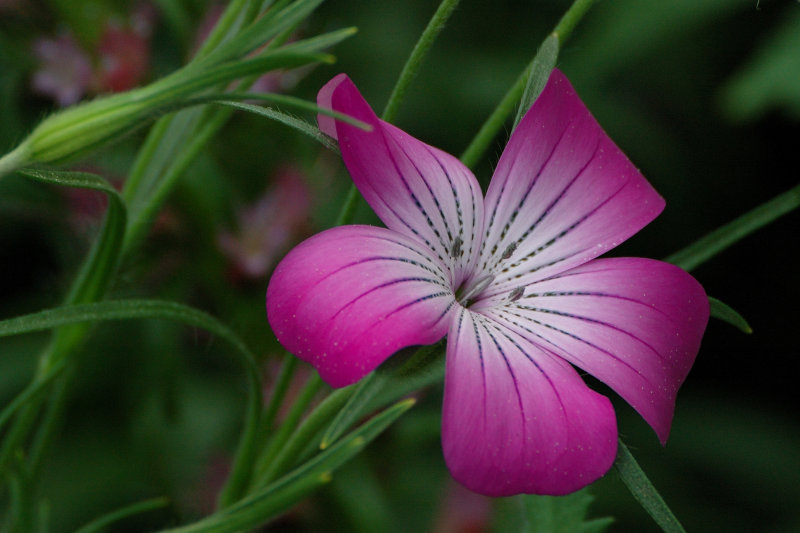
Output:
[
  {"xmin": 260, "ymin": 355, "xmax": 300, "ymax": 438},
  {"xmin": 73, "ymin": 497, "xmax": 170, "ymax": 533},
  {"xmin": 665, "ymin": 182, "xmax": 800, "ymax": 272},
  {"xmin": 552, "ymin": 0, "xmax": 597, "ymax": 42},
  {"xmin": 0, "ymin": 144, "xmax": 30, "ymax": 180},
  {"xmin": 23, "ymin": 50, "xmax": 327, "ymax": 166},
  {"xmin": 381, "ymin": 0, "xmax": 462, "ymax": 123},
  {"xmin": 253, "ymin": 374, "xmax": 324, "ymax": 480},
  {"xmin": 461, "ymin": 0, "xmax": 597, "ymax": 169}
]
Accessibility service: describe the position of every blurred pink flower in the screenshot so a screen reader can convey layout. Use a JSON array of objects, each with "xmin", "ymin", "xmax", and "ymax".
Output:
[
  {"xmin": 31, "ymin": 33, "xmax": 93, "ymax": 106},
  {"xmin": 30, "ymin": 3, "xmax": 155, "ymax": 105},
  {"xmin": 218, "ymin": 167, "xmax": 312, "ymax": 281},
  {"xmin": 433, "ymin": 481, "xmax": 491, "ymax": 533},
  {"xmin": 94, "ymin": 5, "xmax": 155, "ymax": 93}
]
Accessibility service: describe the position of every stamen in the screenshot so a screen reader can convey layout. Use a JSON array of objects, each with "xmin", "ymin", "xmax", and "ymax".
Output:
[
  {"xmin": 459, "ymin": 274, "xmax": 495, "ymax": 306},
  {"xmin": 508, "ymin": 286, "xmax": 525, "ymax": 302},
  {"xmin": 451, "ymin": 237, "xmax": 463, "ymax": 258},
  {"xmin": 501, "ymin": 242, "xmax": 517, "ymax": 260}
]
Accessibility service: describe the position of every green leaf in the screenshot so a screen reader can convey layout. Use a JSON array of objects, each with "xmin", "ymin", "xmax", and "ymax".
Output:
[
  {"xmin": 216, "ymin": 102, "xmax": 340, "ymax": 153},
  {"xmin": 278, "ymin": 26, "xmax": 358, "ymax": 55},
  {"xmin": 73, "ymin": 497, "xmax": 170, "ymax": 533},
  {"xmin": 460, "ymin": 0, "xmax": 597, "ymax": 169},
  {"xmin": 16, "ymin": 169, "xmax": 126, "ymax": 307},
  {"xmin": 513, "ymin": 33, "xmax": 559, "ymax": 129},
  {"xmin": 614, "ymin": 439, "xmax": 686, "ymax": 533},
  {"xmin": 665, "ymin": 182, "xmax": 800, "ymax": 272},
  {"xmin": 495, "ymin": 487, "xmax": 613, "ymax": 533},
  {"xmin": 709, "ymin": 296, "xmax": 752, "ymax": 334},
  {"xmin": 321, "ymin": 343, "xmax": 444, "ymax": 449},
  {"xmin": 196, "ymin": 0, "xmax": 326, "ymax": 68},
  {"xmin": 0, "ymin": 299, "xmax": 262, "ymax": 493},
  {"xmin": 163, "ymin": 399, "xmax": 416, "ymax": 533}
]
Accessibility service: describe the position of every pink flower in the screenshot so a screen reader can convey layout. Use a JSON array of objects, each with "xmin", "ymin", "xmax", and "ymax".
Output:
[
  {"xmin": 31, "ymin": 33, "xmax": 93, "ymax": 106},
  {"xmin": 94, "ymin": 20, "xmax": 151, "ymax": 93},
  {"xmin": 218, "ymin": 167, "xmax": 312, "ymax": 281},
  {"xmin": 266, "ymin": 71, "xmax": 709, "ymax": 496}
]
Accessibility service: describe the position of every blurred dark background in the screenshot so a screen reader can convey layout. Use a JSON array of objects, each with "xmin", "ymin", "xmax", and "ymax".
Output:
[{"xmin": 1, "ymin": 0, "xmax": 798, "ymax": 531}]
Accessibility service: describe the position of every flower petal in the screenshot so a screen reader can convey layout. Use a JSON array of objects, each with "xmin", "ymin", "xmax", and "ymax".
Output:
[
  {"xmin": 442, "ymin": 307, "xmax": 617, "ymax": 496},
  {"xmin": 479, "ymin": 69, "xmax": 665, "ymax": 296},
  {"xmin": 481, "ymin": 258, "xmax": 708, "ymax": 443},
  {"xmin": 318, "ymin": 74, "xmax": 484, "ymax": 288},
  {"xmin": 267, "ymin": 225, "xmax": 457, "ymax": 387}
]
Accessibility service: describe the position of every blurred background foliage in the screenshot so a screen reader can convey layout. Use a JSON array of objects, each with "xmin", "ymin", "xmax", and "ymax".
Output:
[{"xmin": 0, "ymin": 0, "xmax": 798, "ymax": 531}]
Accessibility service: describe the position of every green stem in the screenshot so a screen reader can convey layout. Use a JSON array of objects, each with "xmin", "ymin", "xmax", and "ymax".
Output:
[
  {"xmin": 460, "ymin": 0, "xmax": 597, "ymax": 169},
  {"xmin": 381, "ymin": 0, "xmax": 462, "ymax": 123},
  {"xmin": 260, "ymin": 355, "xmax": 299, "ymax": 437},
  {"xmin": 253, "ymin": 373, "xmax": 324, "ymax": 483},
  {"xmin": 665, "ymin": 182, "xmax": 800, "ymax": 272},
  {"xmin": 460, "ymin": 71, "xmax": 526, "ymax": 169},
  {"xmin": 552, "ymin": 0, "xmax": 597, "ymax": 42},
  {"xmin": 0, "ymin": 144, "xmax": 29, "ymax": 180},
  {"xmin": 334, "ymin": 0, "xmax": 461, "ymax": 227}
]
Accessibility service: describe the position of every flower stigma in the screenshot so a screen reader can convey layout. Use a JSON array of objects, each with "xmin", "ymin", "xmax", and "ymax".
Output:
[{"xmin": 455, "ymin": 274, "xmax": 495, "ymax": 308}]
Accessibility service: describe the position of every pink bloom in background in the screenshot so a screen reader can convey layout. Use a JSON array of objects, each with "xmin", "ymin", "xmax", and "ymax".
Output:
[
  {"xmin": 218, "ymin": 167, "xmax": 312, "ymax": 281},
  {"xmin": 94, "ymin": 9, "xmax": 154, "ymax": 94},
  {"xmin": 31, "ymin": 3, "xmax": 155, "ymax": 105},
  {"xmin": 266, "ymin": 71, "xmax": 709, "ymax": 496},
  {"xmin": 31, "ymin": 33, "xmax": 93, "ymax": 106}
]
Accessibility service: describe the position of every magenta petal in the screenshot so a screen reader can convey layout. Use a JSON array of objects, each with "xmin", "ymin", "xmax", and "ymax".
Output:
[
  {"xmin": 317, "ymin": 75, "xmax": 484, "ymax": 287},
  {"xmin": 267, "ymin": 225, "xmax": 457, "ymax": 387},
  {"xmin": 484, "ymin": 257, "xmax": 708, "ymax": 443},
  {"xmin": 480, "ymin": 69, "xmax": 665, "ymax": 295},
  {"xmin": 442, "ymin": 308, "xmax": 617, "ymax": 496}
]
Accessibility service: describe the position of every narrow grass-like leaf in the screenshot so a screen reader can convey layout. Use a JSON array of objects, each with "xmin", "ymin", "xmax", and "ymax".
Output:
[
  {"xmin": 709, "ymin": 296, "xmax": 752, "ymax": 334},
  {"xmin": 164, "ymin": 399, "xmax": 415, "ymax": 533},
  {"xmin": 253, "ymin": 386, "xmax": 355, "ymax": 487},
  {"xmin": 460, "ymin": 0, "xmax": 597, "ymax": 169},
  {"xmin": 217, "ymin": 102, "xmax": 339, "ymax": 153},
  {"xmin": 251, "ymin": 373, "xmax": 324, "ymax": 492},
  {"xmin": 278, "ymin": 26, "xmax": 358, "ymax": 55},
  {"xmin": 155, "ymin": 50, "xmax": 334, "ymax": 103},
  {"xmin": 381, "ymin": 0, "xmax": 462, "ymax": 122},
  {"xmin": 197, "ymin": 0, "xmax": 324, "ymax": 68},
  {"xmin": 74, "ymin": 497, "xmax": 170, "ymax": 533},
  {"xmin": 665, "ymin": 182, "xmax": 800, "ymax": 271},
  {"xmin": 16, "ymin": 169, "xmax": 126, "ymax": 307},
  {"xmin": 0, "ymin": 300, "xmax": 263, "ymax": 498},
  {"xmin": 513, "ymin": 33, "xmax": 559, "ymax": 129},
  {"xmin": 185, "ymin": 92, "xmax": 371, "ymax": 130},
  {"xmin": 320, "ymin": 343, "xmax": 443, "ymax": 449},
  {"xmin": 615, "ymin": 439, "xmax": 686, "ymax": 533}
]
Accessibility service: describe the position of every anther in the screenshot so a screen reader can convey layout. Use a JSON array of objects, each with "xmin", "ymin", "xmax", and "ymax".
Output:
[
  {"xmin": 508, "ymin": 286, "xmax": 525, "ymax": 302},
  {"xmin": 501, "ymin": 242, "xmax": 517, "ymax": 260},
  {"xmin": 451, "ymin": 237, "xmax": 463, "ymax": 257},
  {"xmin": 459, "ymin": 274, "xmax": 495, "ymax": 306}
]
